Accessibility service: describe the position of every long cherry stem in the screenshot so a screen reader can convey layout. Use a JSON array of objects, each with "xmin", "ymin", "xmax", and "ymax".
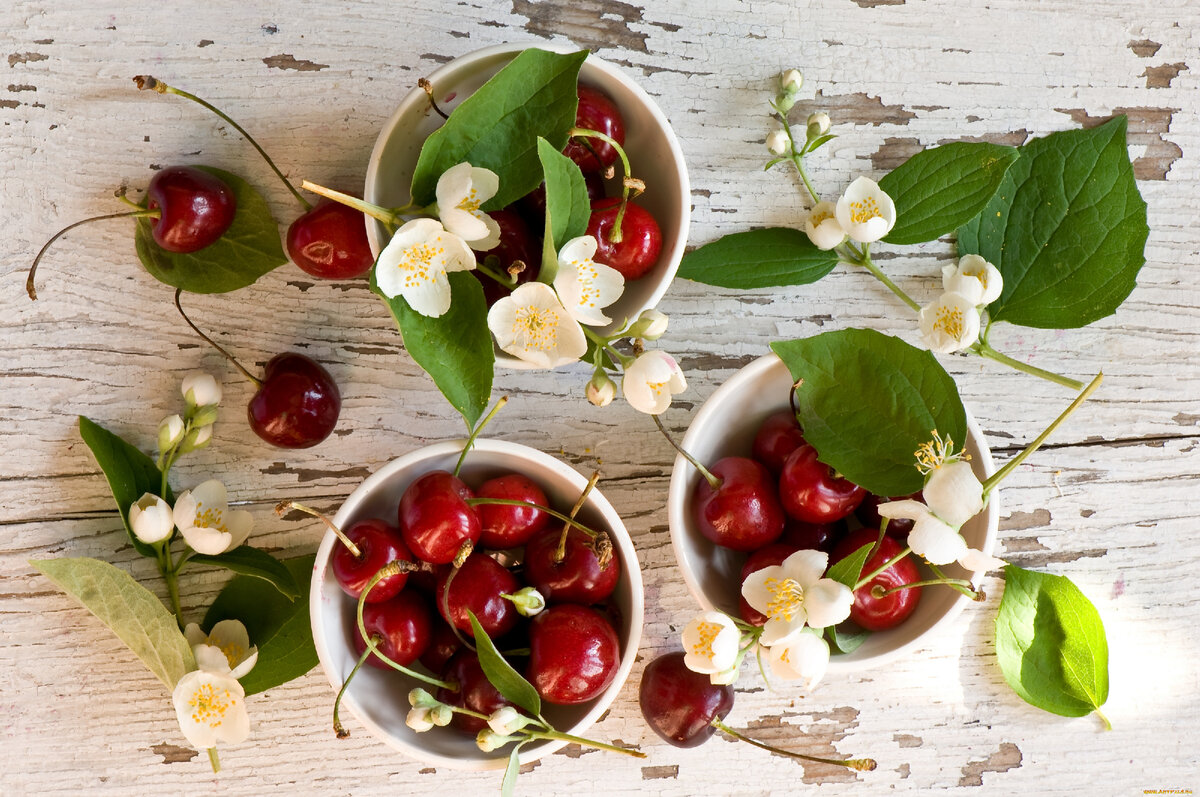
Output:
[
  {"xmin": 556, "ymin": 471, "xmax": 600, "ymax": 563},
  {"xmin": 356, "ymin": 563, "xmax": 457, "ymax": 690},
  {"xmin": 275, "ymin": 500, "xmax": 361, "ymax": 559},
  {"xmin": 173, "ymin": 289, "xmax": 262, "ymax": 387},
  {"xmin": 522, "ymin": 729, "xmax": 646, "ymax": 759},
  {"xmin": 652, "ymin": 415, "xmax": 721, "ymax": 490},
  {"xmin": 333, "ymin": 636, "xmax": 378, "ymax": 738},
  {"xmin": 465, "ymin": 498, "xmax": 606, "ymax": 540},
  {"xmin": 712, "ymin": 719, "xmax": 876, "ymax": 771},
  {"xmin": 27, "ymin": 209, "xmax": 160, "ymax": 300},
  {"xmin": 568, "ymin": 126, "xmax": 633, "ymax": 241}
]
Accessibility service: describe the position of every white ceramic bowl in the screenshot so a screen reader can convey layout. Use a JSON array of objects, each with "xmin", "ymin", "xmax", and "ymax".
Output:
[
  {"xmin": 364, "ymin": 42, "xmax": 690, "ymax": 366},
  {"xmin": 667, "ymin": 354, "xmax": 999, "ymax": 671},
  {"xmin": 311, "ymin": 439, "xmax": 644, "ymax": 769}
]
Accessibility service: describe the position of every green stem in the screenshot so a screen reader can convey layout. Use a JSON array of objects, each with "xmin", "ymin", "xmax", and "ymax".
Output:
[
  {"xmin": 858, "ymin": 247, "xmax": 921, "ymax": 312},
  {"xmin": 523, "ymin": 729, "xmax": 646, "ymax": 758},
  {"xmin": 333, "ymin": 636, "xmax": 377, "ymax": 738},
  {"xmin": 970, "ymin": 341, "xmax": 1084, "ymax": 390},
  {"xmin": 465, "ymin": 498, "xmax": 606, "ymax": 540},
  {"xmin": 134, "ymin": 75, "xmax": 311, "ymax": 211},
  {"xmin": 981, "ymin": 372, "xmax": 1103, "ymax": 494},
  {"xmin": 1094, "ymin": 707, "xmax": 1113, "ymax": 731},
  {"xmin": 475, "ymin": 260, "xmax": 517, "ymax": 289},
  {"xmin": 774, "ymin": 110, "xmax": 819, "ymax": 204},
  {"xmin": 174, "ymin": 289, "xmax": 262, "ymax": 387},
  {"xmin": 854, "ymin": 546, "xmax": 912, "ymax": 591},
  {"xmin": 164, "ymin": 566, "xmax": 184, "ymax": 629},
  {"xmin": 875, "ymin": 577, "xmax": 978, "ymax": 599},
  {"xmin": 453, "ymin": 396, "xmax": 508, "ymax": 478},
  {"xmin": 651, "ymin": 414, "xmax": 721, "ymax": 490},
  {"xmin": 356, "ymin": 563, "xmax": 457, "ymax": 690},
  {"xmin": 928, "ymin": 563, "xmax": 982, "ymax": 599},
  {"xmin": 26, "ymin": 209, "xmax": 160, "ymax": 300},
  {"xmin": 299, "ymin": 180, "xmax": 409, "ymax": 226},
  {"xmin": 712, "ymin": 720, "xmax": 876, "ymax": 771},
  {"xmin": 207, "ymin": 747, "xmax": 220, "ymax": 773},
  {"xmin": 568, "ymin": 127, "xmax": 632, "ymax": 241},
  {"xmin": 582, "ymin": 327, "xmax": 633, "ymax": 367}
]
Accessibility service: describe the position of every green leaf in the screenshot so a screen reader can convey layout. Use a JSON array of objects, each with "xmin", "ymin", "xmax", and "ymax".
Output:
[
  {"xmin": 826, "ymin": 542, "xmax": 874, "ymax": 589},
  {"xmin": 31, "ymin": 557, "xmax": 195, "ymax": 689},
  {"xmin": 203, "ymin": 554, "xmax": 317, "ymax": 696},
  {"xmin": 468, "ymin": 611, "xmax": 541, "ymax": 717},
  {"xmin": 134, "ymin": 166, "xmax": 287, "ymax": 294},
  {"xmin": 411, "ymin": 49, "xmax": 587, "ymax": 210},
  {"xmin": 771, "ymin": 329, "xmax": 967, "ymax": 496},
  {"xmin": 957, "ymin": 116, "xmax": 1149, "ymax": 328},
  {"xmin": 501, "ymin": 741, "xmax": 530, "ymax": 796},
  {"xmin": 189, "ymin": 545, "xmax": 300, "ymax": 600},
  {"xmin": 879, "ymin": 142, "xmax": 1019, "ymax": 245},
  {"xmin": 371, "ymin": 268, "xmax": 494, "ymax": 428},
  {"xmin": 78, "ymin": 416, "xmax": 170, "ymax": 559},
  {"xmin": 826, "ymin": 623, "xmax": 869, "ymax": 655},
  {"xmin": 536, "ymin": 136, "xmax": 592, "ymax": 281},
  {"xmin": 678, "ymin": 228, "xmax": 839, "ymax": 289},
  {"xmin": 995, "ymin": 565, "xmax": 1109, "ymax": 719}
]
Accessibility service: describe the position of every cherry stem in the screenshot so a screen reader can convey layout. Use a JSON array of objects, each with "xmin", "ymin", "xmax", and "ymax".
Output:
[
  {"xmin": 133, "ymin": 75, "xmax": 312, "ymax": 211},
  {"xmin": 418, "ymin": 77, "xmax": 450, "ymax": 120},
  {"xmin": 475, "ymin": 259, "xmax": 518, "ymax": 289},
  {"xmin": 466, "ymin": 498, "xmax": 605, "ymax": 540},
  {"xmin": 874, "ymin": 577, "xmax": 978, "ymax": 599},
  {"xmin": 26, "ymin": 209, "xmax": 160, "ymax": 300},
  {"xmin": 300, "ymin": 180, "xmax": 411, "ymax": 226},
  {"xmin": 652, "ymin": 414, "xmax": 721, "ymax": 490},
  {"xmin": 333, "ymin": 634, "xmax": 379, "ymax": 738},
  {"xmin": 522, "ymin": 729, "xmax": 646, "ymax": 759},
  {"xmin": 568, "ymin": 126, "xmax": 633, "ymax": 242},
  {"xmin": 275, "ymin": 500, "xmax": 361, "ymax": 559},
  {"xmin": 981, "ymin": 372, "xmax": 1103, "ymax": 495},
  {"xmin": 556, "ymin": 471, "xmax": 600, "ymax": 563},
  {"xmin": 439, "ymin": 549, "xmax": 477, "ymax": 652},
  {"xmin": 454, "ymin": 396, "xmax": 509, "ymax": 478},
  {"xmin": 928, "ymin": 563, "xmax": 986, "ymax": 600},
  {"xmin": 712, "ymin": 719, "xmax": 876, "ymax": 771},
  {"xmin": 173, "ymin": 289, "xmax": 262, "ymax": 387},
  {"xmin": 207, "ymin": 747, "xmax": 220, "ymax": 774},
  {"xmin": 356, "ymin": 563, "xmax": 457, "ymax": 690},
  {"xmin": 853, "ymin": 546, "xmax": 912, "ymax": 591}
]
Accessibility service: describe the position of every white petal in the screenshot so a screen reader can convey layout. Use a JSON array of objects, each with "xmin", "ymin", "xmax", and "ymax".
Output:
[
  {"xmin": 487, "ymin": 282, "xmax": 586, "ymax": 368},
  {"xmin": 193, "ymin": 644, "xmax": 234, "ymax": 675},
  {"xmin": 959, "ymin": 547, "xmax": 1006, "ymax": 573},
  {"xmin": 766, "ymin": 129, "xmax": 789, "ymax": 155},
  {"xmin": 440, "ymin": 207, "xmax": 490, "ymax": 244},
  {"xmin": 554, "ymin": 235, "xmax": 625, "ymax": 326},
  {"xmin": 918, "ymin": 292, "xmax": 981, "ymax": 353},
  {"xmin": 766, "ymin": 630, "xmax": 829, "ymax": 690},
  {"xmin": 375, "ymin": 219, "xmax": 466, "ymax": 317},
  {"xmin": 621, "ymin": 350, "xmax": 687, "ymax": 415},
  {"xmin": 181, "ymin": 372, "xmax": 222, "ymax": 407},
  {"xmin": 468, "ymin": 167, "xmax": 500, "ymax": 204},
  {"xmin": 741, "ymin": 566, "xmax": 782, "ymax": 617},
  {"xmin": 468, "ymin": 212, "xmax": 501, "ymax": 251},
  {"xmin": 923, "ymin": 460, "xmax": 985, "ymax": 527},
  {"xmin": 780, "ymin": 548, "xmax": 829, "ymax": 590},
  {"xmin": 406, "ymin": 707, "xmax": 435, "ymax": 732},
  {"xmin": 760, "ymin": 613, "xmax": 807, "ymax": 647},
  {"xmin": 835, "ymin": 177, "xmax": 896, "ymax": 243},
  {"xmin": 907, "ymin": 515, "xmax": 968, "ymax": 566},
  {"xmin": 130, "ymin": 493, "xmax": 174, "ymax": 544},
  {"xmin": 952, "ymin": 254, "xmax": 1003, "ymax": 305},
  {"xmin": 172, "ymin": 670, "xmax": 249, "ymax": 748},
  {"xmin": 877, "ymin": 498, "xmax": 932, "ymax": 522},
  {"xmin": 229, "ymin": 648, "xmax": 259, "ymax": 680},
  {"xmin": 802, "ymin": 579, "xmax": 854, "ymax": 629},
  {"xmin": 190, "ymin": 479, "xmax": 229, "ymax": 511},
  {"xmin": 681, "ymin": 612, "xmax": 740, "ymax": 674},
  {"xmin": 180, "ymin": 524, "xmax": 234, "ymax": 556},
  {"xmin": 435, "ymin": 162, "xmax": 474, "ymax": 207},
  {"xmin": 184, "ymin": 623, "xmax": 207, "ymax": 648},
  {"xmin": 171, "ymin": 489, "xmax": 200, "ymax": 530},
  {"xmin": 223, "ymin": 509, "xmax": 255, "ymax": 550},
  {"xmin": 709, "ymin": 665, "xmax": 741, "ymax": 685},
  {"xmin": 804, "ymin": 201, "xmax": 845, "ymax": 250}
]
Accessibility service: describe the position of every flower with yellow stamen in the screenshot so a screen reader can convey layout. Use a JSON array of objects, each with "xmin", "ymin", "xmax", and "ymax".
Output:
[
  {"xmin": 681, "ymin": 611, "xmax": 740, "ymax": 682},
  {"xmin": 918, "ymin": 291, "xmax": 981, "ymax": 353},
  {"xmin": 621, "ymin": 350, "xmax": 687, "ymax": 415},
  {"xmin": 487, "ymin": 282, "xmax": 586, "ymax": 368},
  {"xmin": 171, "ymin": 668, "xmax": 250, "ymax": 750},
  {"xmin": 185, "ymin": 619, "xmax": 258, "ymax": 679},
  {"xmin": 553, "ymin": 235, "xmax": 625, "ymax": 326},
  {"xmin": 435, "ymin": 162, "xmax": 501, "ymax": 250},
  {"xmin": 764, "ymin": 628, "xmax": 830, "ymax": 689},
  {"xmin": 741, "ymin": 549, "xmax": 852, "ymax": 645},
  {"xmin": 375, "ymin": 217, "xmax": 476, "ymax": 318},
  {"xmin": 834, "ymin": 176, "xmax": 896, "ymax": 243},
  {"xmin": 173, "ymin": 479, "xmax": 253, "ymax": 556}
]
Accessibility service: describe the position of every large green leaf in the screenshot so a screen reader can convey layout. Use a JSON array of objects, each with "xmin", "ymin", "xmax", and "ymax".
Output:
[
  {"xmin": 469, "ymin": 611, "xmax": 541, "ymax": 717},
  {"xmin": 371, "ymin": 268, "xmax": 494, "ymax": 428},
  {"xmin": 678, "ymin": 228, "xmax": 839, "ymax": 289},
  {"xmin": 956, "ymin": 116, "xmax": 1148, "ymax": 328},
  {"xmin": 32, "ymin": 557, "xmax": 195, "ymax": 689},
  {"xmin": 189, "ymin": 545, "xmax": 300, "ymax": 599},
  {"xmin": 995, "ymin": 565, "xmax": 1109, "ymax": 720},
  {"xmin": 203, "ymin": 554, "xmax": 317, "ymax": 696},
  {"xmin": 771, "ymin": 329, "xmax": 966, "ymax": 496},
  {"xmin": 78, "ymin": 416, "xmax": 170, "ymax": 558},
  {"xmin": 536, "ymin": 136, "xmax": 592, "ymax": 283},
  {"xmin": 879, "ymin": 142, "xmax": 1018, "ymax": 245},
  {"xmin": 134, "ymin": 166, "xmax": 287, "ymax": 294},
  {"xmin": 411, "ymin": 49, "xmax": 587, "ymax": 210}
]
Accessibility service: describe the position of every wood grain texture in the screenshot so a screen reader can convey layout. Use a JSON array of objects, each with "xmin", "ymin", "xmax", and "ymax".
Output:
[{"xmin": 2, "ymin": 0, "xmax": 1198, "ymax": 794}]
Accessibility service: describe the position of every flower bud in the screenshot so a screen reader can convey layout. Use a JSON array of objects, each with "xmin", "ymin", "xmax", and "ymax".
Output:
[
  {"xmin": 181, "ymin": 372, "xmax": 222, "ymax": 408},
  {"xmin": 408, "ymin": 688, "xmax": 438, "ymax": 709},
  {"xmin": 806, "ymin": 112, "xmax": 830, "ymax": 138},
  {"xmin": 586, "ymin": 371, "xmax": 616, "ymax": 408},
  {"xmin": 430, "ymin": 704, "xmax": 454, "ymax": 727},
  {"xmin": 129, "ymin": 493, "xmax": 174, "ymax": 544},
  {"xmin": 157, "ymin": 414, "xmax": 185, "ymax": 451},
  {"xmin": 178, "ymin": 423, "xmax": 212, "ymax": 454},
  {"xmin": 781, "ymin": 69, "xmax": 803, "ymax": 92},
  {"xmin": 406, "ymin": 707, "xmax": 434, "ymax": 732},
  {"xmin": 766, "ymin": 129, "xmax": 789, "ymax": 156},
  {"xmin": 476, "ymin": 729, "xmax": 518, "ymax": 753},
  {"xmin": 189, "ymin": 404, "xmax": 219, "ymax": 429},
  {"xmin": 487, "ymin": 706, "xmax": 537, "ymax": 735},
  {"xmin": 504, "ymin": 586, "xmax": 546, "ymax": 617},
  {"xmin": 625, "ymin": 308, "xmax": 670, "ymax": 341}
]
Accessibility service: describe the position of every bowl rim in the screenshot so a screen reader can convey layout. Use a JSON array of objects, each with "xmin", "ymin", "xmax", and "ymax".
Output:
[
  {"xmin": 310, "ymin": 437, "xmax": 645, "ymax": 769},
  {"xmin": 666, "ymin": 352, "xmax": 1001, "ymax": 672},
  {"xmin": 363, "ymin": 41, "xmax": 691, "ymax": 370}
]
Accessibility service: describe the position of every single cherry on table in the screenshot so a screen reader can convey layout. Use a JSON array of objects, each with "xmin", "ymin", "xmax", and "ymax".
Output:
[
  {"xmin": 639, "ymin": 651, "xmax": 734, "ymax": 748},
  {"xmin": 248, "ymin": 352, "xmax": 342, "ymax": 449},
  {"xmin": 145, "ymin": 165, "xmax": 237, "ymax": 253}
]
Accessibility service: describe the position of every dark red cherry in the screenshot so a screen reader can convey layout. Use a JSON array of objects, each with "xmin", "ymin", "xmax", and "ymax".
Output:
[
  {"xmin": 639, "ymin": 651, "xmax": 734, "ymax": 748},
  {"xmin": 330, "ymin": 518, "xmax": 412, "ymax": 603},
  {"xmin": 476, "ymin": 473, "xmax": 550, "ymax": 549},
  {"xmin": 286, "ymin": 199, "xmax": 373, "ymax": 279},
  {"xmin": 692, "ymin": 457, "xmax": 785, "ymax": 552},
  {"xmin": 528, "ymin": 604, "xmax": 620, "ymax": 705},
  {"xmin": 563, "ymin": 85, "xmax": 625, "ymax": 174},
  {"xmin": 856, "ymin": 492, "xmax": 922, "ymax": 538},
  {"xmin": 778, "ymin": 517, "xmax": 844, "ymax": 553},
  {"xmin": 472, "ymin": 209, "xmax": 540, "ymax": 306},
  {"xmin": 418, "ymin": 618, "xmax": 462, "ymax": 674},
  {"xmin": 399, "ymin": 471, "xmax": 481, "ymax": 565},
  {"xmin": 247, "ymin": 352, "xmax": 341, "ymax": 448},
  {"xmin": 738, "ymin": 542, "xmax": 804, "ymax": 626},
  {"xmin": 435, "ymin": 552, "xmax": 520, "ymax": 639},
  {"xmin": 523, "ymin": 525, "xmax": 620, "ymax": 605},
  {"xmin": 778, "ymin": 444, "xmax": 866, "ymax": 524},
  {"xmin": 145, "ymin": 166, "xmax": 236, "ymax": 253},
  {"xmin": 353, "ymin": 589, "xmax": 433, "ymax": 670},
  {"xmin": 752, "ymin": 410, "xmax": 807, "ymax": 474},
  {"xmin": 585, "ymin": 197, "xmax": 662, "ymax": 281},
  {"xmin": 437, "ymin": 650, "xmax": 515, "ymax": 735},
  {"xmin": 831, "ymin": 528, "xmax": 922, "ymax": 631}
]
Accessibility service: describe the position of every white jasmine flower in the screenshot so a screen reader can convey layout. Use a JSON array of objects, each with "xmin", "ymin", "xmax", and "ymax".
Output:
[
  {"xmin": 129, "ymin": 493, "xmax": 174, "ymax": 545},
  {"xmin": 806, "ymin": 112, "xmax": 831, "ymax": 137},
  {"xmin": 834, "ymin": 176, "xmax": 896, "ymax": 243},
  {"xmin": 804, "ymin": 200, "xmax": 847, "ymax": 251},
  {"xmin": 741, "ymin": 549, "xmax": 853, "ymax": 645},
  {"xmin": 766, "ymin": 129, "xmax": 789, "ymax": 156},
  {"xmin": 173, "ymin": 479, "xmax": 253, "ymax": 556},
  {"xmin": 375, "ymin": 218, "xmax": 476, "ymax": 318},
  {"xmin": 552, "ymin": 235, "xmax": 625, "ymax": 326},
  {"xmin": 681, "ymin": 611, "xmax": 741, "ymax": 679},
  {"xmin": 918, "ymin": 291, "xmax": 982, "ymax": 353},
  {"xmin": 181, "ymin": 372, "xmax": 222, "ymax": 409},
  {"xmin": 487, "ymin": 282, "xmax": 587, "ymax": 368},
  {"xmin": 764, "ymin": 628, "xmax": 830, "ymax": 690},
  {"xmin": 409, "ymin": 688, "xmax": 439, "ymax": 709},
  {"xmin": 158, "ymin": 414, "xmax": 185, "ymax": 451},
  {"xmin": 185, "ymin": 620, "xmax": 258, "ymax": 679},
  {"xmin": 942, "ymin": 254, "xmax": 1003, "ymax": 306},
  {"xmin": 406, "ymin": 707, "xmax": 435, "ymax": 732},
  {"xmin": 435, "ymin": 162, "xmax": 501, "ymax": 250},
  {"xmin": 172, "ymin": 669, "xmax": 250, "ymax": 750},
  {"xmin": 586, "ymin": 371, "xmax": 616, "ymax": 407},
  {"xmin": 621, "ymin": 350, "xmax": 687, "ymax": 415}
]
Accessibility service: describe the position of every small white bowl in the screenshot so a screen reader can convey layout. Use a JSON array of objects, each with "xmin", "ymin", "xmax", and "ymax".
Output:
[
  {"xmin": 667, "ymin": 353, "xmax": 999, "ymax": 671},
  {"xmin": 311, "ymin": 439, "xmax": 644, "ymax": 769},
  {"xmin": 364, "ymin": 42, "xmax": 691, "ymax": 367}
]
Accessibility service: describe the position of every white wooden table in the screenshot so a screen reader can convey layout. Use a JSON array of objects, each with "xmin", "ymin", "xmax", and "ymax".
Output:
[{"xmin": 3, "ymin": 2, "xmax": 1198, "ymax": 794}]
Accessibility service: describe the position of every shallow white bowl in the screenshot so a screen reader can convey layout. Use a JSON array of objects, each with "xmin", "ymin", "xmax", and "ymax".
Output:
[
  {"xmin": 667, "ymin": 353, "xmax": 999, "ymax": 671},
  {"xmin": 311, "ymin": 439, "xmax": 644, "ymax": 769},
  {"xmin": 364, "ymin": 42, "xmax": 690, "ymax": 367}
]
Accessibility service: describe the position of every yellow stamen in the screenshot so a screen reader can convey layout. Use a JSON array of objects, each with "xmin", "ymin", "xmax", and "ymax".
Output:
[
  {"xmin": 764, "ymin": 576, "xmax": 805, "ymax": 621},
  {"xmin": 194, "ymin": 501, "xmax": 228, "ymax": 534},
  {"xmin": 914, "ymin": 430, "xmax": 969, "ymax": 475},
  {"xmin": 689, "ymin": 621, "xmax": 722, "ymax": 658},
  {"xmin": 934, "ymin": 303, "xmax": 966, "ymax": 339},
  {"xmin": 189, "ymin": 681, "xmax": 236, "ymax": 729},
  {"xmin": 849, "ymin": 196, "xmax": 882, "ymax": 224},
  {"xmin": 512, "ymin": 304, "xmax": 560, "ymax": 352},
  {"xmin": 457, "ymin": 187, "xmax": 481, "ymax": 213},
  {"xmin": 397, "ymin": 241, "xmax": 444, "ymax": 288}
]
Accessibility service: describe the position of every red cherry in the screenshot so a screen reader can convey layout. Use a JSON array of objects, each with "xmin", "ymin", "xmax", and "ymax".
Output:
[
  {"xmin": 435, "ymin": 552, "xmax": 520, "ymax": 639},
  {"xmin": 528, "ymin": 604, "xmax": 620, "ymax": 705},
  {"xmin": 855, "ymin": 492, "xmax": 922, "ymax": 538},
  {"xmin": 563, "ymin": 85, "xmax": 625, "ymax": 174},
  {"xmin": 437, "ymin": 650, "xmax": 515, "ymax": 735},
  {"xmin": 523, "ymin": 525, "xmax": 620, "ymax": 605},
  {"xmin": 286, "ymin": 199, "xmax": 373, "ymax": 279},
  {"xmin": 330, "ymin": 518, "xmax": 412, "ymax": 603},
  {"xmin": 778, "ymin": 517, "xmax": 845, "ymax": 553},
  {"xmin": 751, "ymin": 410, "xmax": 808, "ymax": 474},
  {"xmin": 831, "ymin": 529, "xmax": 922, "ymax": 631},
  {"xmin": 639, "ymin": 651, "xmax": 734, "ymax": 748},
  {"xmin": 475, "ymin": 473, "xmax": 549, "ymax": 549},
  {"xmin": 737, "ymin": 542, "xmax": 804, "ymax": 626},
  {"xmin": 145, "ymin": 166, "xmax": 236, "ymax": 253},
  {"xmin": 247, "ymin": 352, "xmax": 341, "ymax": 448},
  {"xmin": 398, "ymin": 471, "xmax": 481, "ymax": 565},
  {"xmin": 693, "ymin": 457, "xmax": 785, "ymax": 552},
  {"xmin": 418, "ymin": 618, "xmax": 462, "ymax": 674},
  {"xmin": 778, "ymin": 444, "xmax": 866, "ymax": 524},
  {"xmin": 585, "ymin": 197, "xmax": 662, "ymax": 281},
  {"xmin": 352, "ymin": 589, "xmax": 433, "ymax": 670},
  {"xmin": 471, "ymin": 209, "xmax": 540, "ymax": 306}
]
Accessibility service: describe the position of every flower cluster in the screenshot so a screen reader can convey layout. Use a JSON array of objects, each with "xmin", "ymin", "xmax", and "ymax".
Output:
[
  {"xmin": 918, "ymin": 255, "xmax": 1004, "ymax": 353},
  {"xmin": 172, "ymin": 619, "xmax": 257, "ymax": 755}
]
